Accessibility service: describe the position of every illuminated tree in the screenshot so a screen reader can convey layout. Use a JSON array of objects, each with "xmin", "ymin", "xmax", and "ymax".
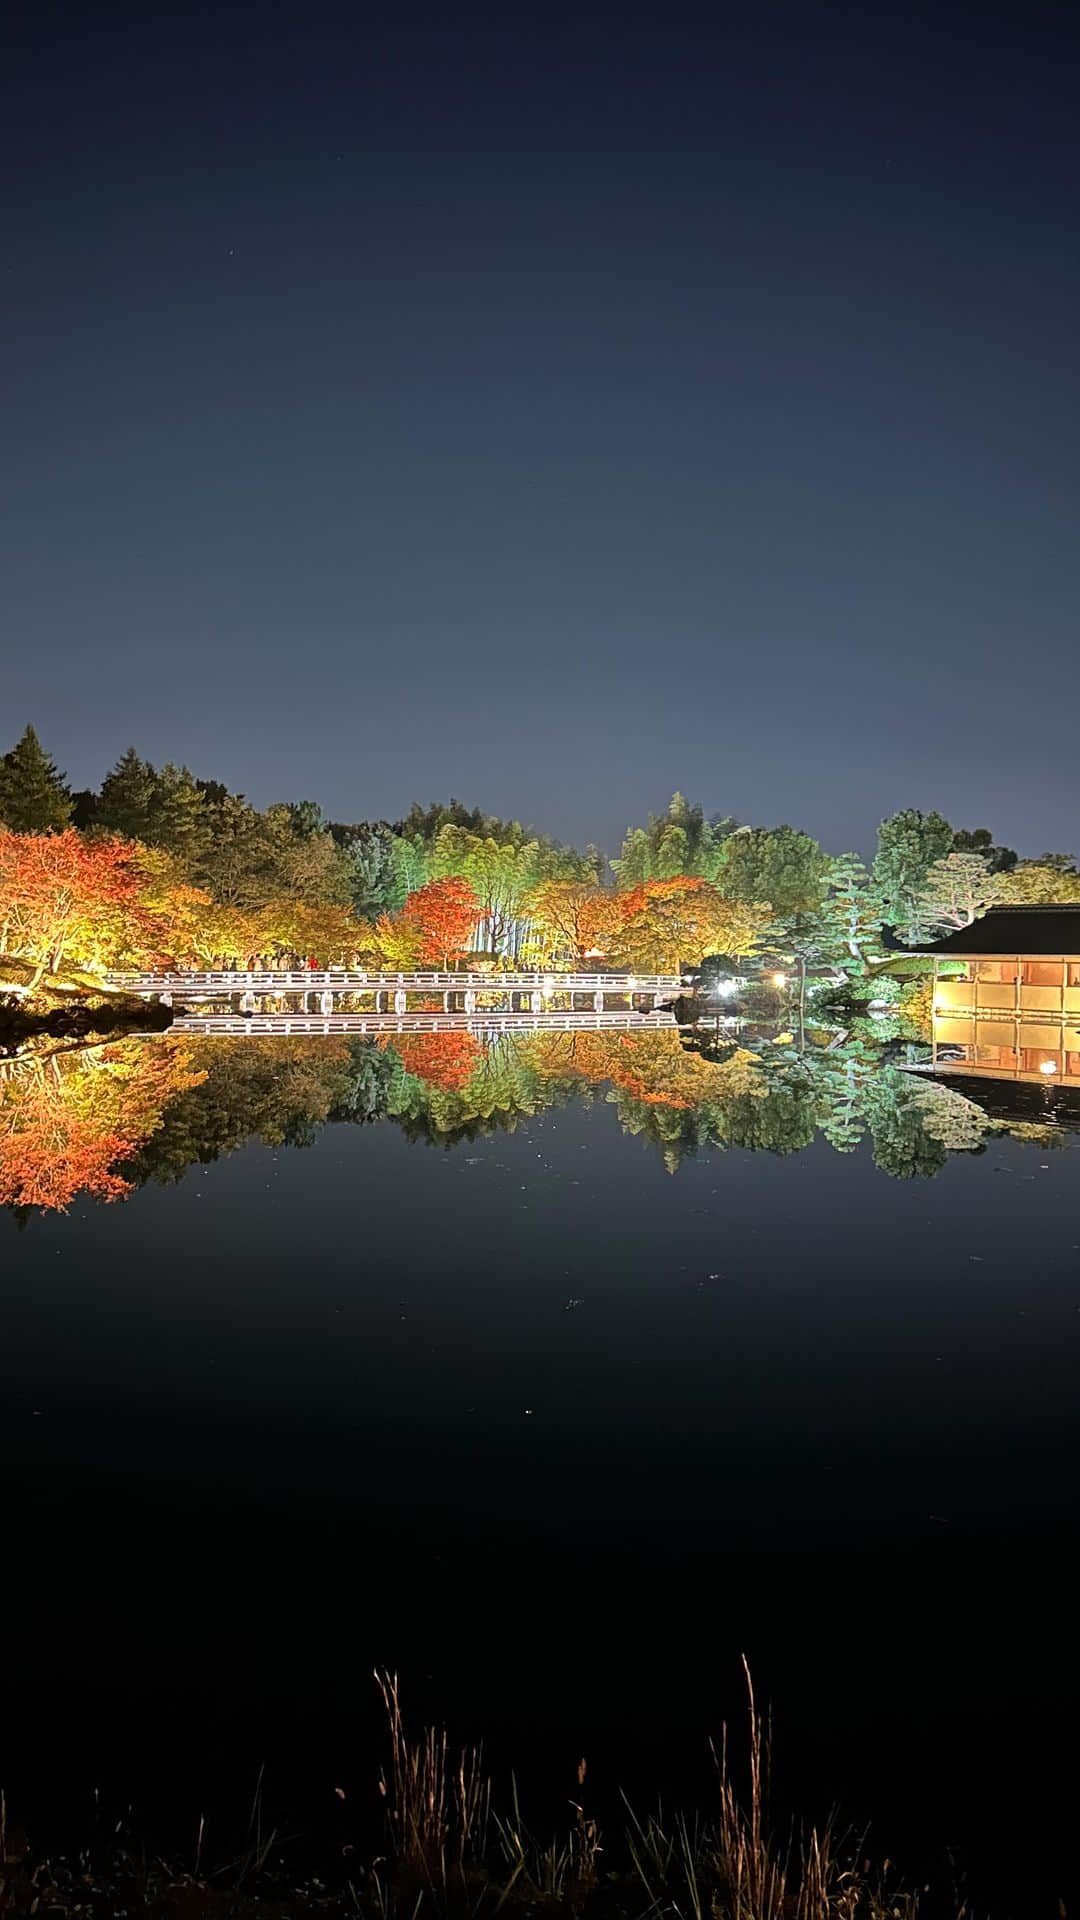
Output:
[
  {"xmin": 612, "ymin": 795, "xmax": 738, "ymax": 886},
  {"xmin": 0, "ymin": 829, "xmax": 161, "ymax": 987},
  {"xmin": 151, "ymin": 764, "xmax": 216, "ymax": 868},
  {"xmin": 374, "ymin": 913, "xmax": 428, "ymax": 971},
  {"xmin": 389, "ymin": 833, "xmax": 430, "ymax": 905},
  {"xmin": 871, "ymin": 809, "xmax": 954, "ymax": 940},
  {"xmin": 335, "ymin": 822, "xmax": 400, "ymax": 915},
  {"xmin": 911, "ymin": 850, "xmax": 1000, "ymax": 938},
  {"xmin": 993, "ymin": 861, "xmax": 1080, "ymax": 904},
  {"xmin": 126, "ymin": 845, "xmax": 213, "ymax": 966},
  {"xmin": 820, "ymin": 852, "xmax": 881, "ymax": 969},
  {"xmin": 397, "ymin": 877, "xmax": 482, "ymax": 968},
  {"xmin": 0, "ymin": 725, "xmax": 72, "ymax": 832},
  {"xmin": 525, "ymin": 879, "xmax": 613, "ymax": 967},
  {"xmin": 716, "ymin": 825, "xmax": 830, "ymax": 917},
  {"xmin": 427, "ymin": 828, "xmax": 543, "ymax": 959},
  {"xmin": 610, "ymin": 879, "xmax": 772, "ymax": 972}
]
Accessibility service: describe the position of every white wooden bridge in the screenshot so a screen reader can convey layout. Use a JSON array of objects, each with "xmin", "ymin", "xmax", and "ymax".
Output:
[{"xmin": 110, "ymin": 968, "xmax": 687, "ymax": 1016}]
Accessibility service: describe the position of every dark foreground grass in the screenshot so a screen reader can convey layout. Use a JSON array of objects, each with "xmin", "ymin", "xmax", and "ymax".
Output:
[{"xmin": 0, "ymin": 1671, "xmax": 983, "ymax": 1920}]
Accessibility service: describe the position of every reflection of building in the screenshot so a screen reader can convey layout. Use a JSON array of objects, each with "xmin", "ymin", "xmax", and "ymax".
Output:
[{"xmin": 928, "ymin": 907, "xmax": 1080, "ymax": 1086}]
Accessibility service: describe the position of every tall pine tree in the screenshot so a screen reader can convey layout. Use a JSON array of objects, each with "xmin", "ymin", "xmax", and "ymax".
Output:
[
  {"xmin": 0, "ymin": 724, "xmax": 72, "ymax": 831},
  {"xmin": 96, "ymin": 746, "xmax": 161, "ymax": 840}
]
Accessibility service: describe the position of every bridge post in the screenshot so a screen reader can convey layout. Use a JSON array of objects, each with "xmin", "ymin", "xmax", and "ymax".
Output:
[
  {"xmin": 394, "ymin": 989, "xmax": 407, "ymax": 1013},
  {"xmin": 320, "ymin": 990, "xmax": 334, "ymax": 1015},
  {"xmin": 653, "ymin": 992, "xmax": 663, "ymax": 1009},
  {"xmin": 443, "ymin": 991, "xmax": 450, "ymax": 1012},
  {"xmin": 240, "ymin": 990, "xmax": 256, "ymax": 1014},
  {"xmin": 593, "ymin": 989, "xmax": 604, "ymax": 1012},
  {"xmin": 531, "ymin": 990, "xmax": 543, "ymax": 1013},
  {"xmin": 301, "ymin": 991, "xmax": 310, "ymax": 1013},
  {"xmin": 464, "ymin": 990, "xmax": 476, "ymax": 1014}
]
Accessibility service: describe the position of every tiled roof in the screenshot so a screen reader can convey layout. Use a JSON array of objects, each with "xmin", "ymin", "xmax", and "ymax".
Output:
[{"xmin": 917, "ymin": 906, "xmax": 1080, "ymax": 955}]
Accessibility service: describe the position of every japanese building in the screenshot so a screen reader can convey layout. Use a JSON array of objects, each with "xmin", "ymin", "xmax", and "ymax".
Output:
[{"xmin": 927, "ymin": 906, "xmax": 1080, "ymax": 1087}]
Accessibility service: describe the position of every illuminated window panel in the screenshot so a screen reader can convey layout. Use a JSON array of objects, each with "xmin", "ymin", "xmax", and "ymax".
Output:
[
  {"xmin": 1022, "ymin": 961, "xmax": 1066, "ymax": 986},
  {"xmin": 975, "ymin": 959, "xmax": 1019, "ymax": 984}
]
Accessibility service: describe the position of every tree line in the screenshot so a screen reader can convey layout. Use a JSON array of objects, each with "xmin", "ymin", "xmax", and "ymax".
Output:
[{"xmin": 1, "ymin": 724, "xmax": 1078, "ymax": 992}]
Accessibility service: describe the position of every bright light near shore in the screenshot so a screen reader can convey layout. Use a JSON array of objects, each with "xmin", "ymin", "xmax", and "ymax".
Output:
[
  {"xmin": 1040, "ymin": 1058, "xmax": 1059, "ymax": 1075},
  {"xmin": 713, "ymin": 979, "xmax": 737, "ymax": 998},
  {"xmin": 772, "ymin": 971, "xmax": 787, "ymax": 989}
]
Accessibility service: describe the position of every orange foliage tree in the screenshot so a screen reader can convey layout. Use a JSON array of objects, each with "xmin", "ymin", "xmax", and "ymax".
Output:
[
  {"xmin": 609, "ymin": 878, "xmax": 772, "ymax": 972},
  {"xmin": 397, "ymin": 878, "xmax": 482, "ymax": 968},
  {"xmin": 0, "ymin": 828, "xmax": 170, "ymax": 987},
  {"xmin": 526, "ymin": 880, "xmax": 625, "ymax": 967}
]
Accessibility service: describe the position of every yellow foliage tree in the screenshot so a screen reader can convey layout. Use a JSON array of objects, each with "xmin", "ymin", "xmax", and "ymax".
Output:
[
  {"xmin": 993, "ymin": 863, "xmax": 1080, "ymax": 905},
  {"xmin": 609, "ymin": 879, "xmax": 772, "ymax": 972}
]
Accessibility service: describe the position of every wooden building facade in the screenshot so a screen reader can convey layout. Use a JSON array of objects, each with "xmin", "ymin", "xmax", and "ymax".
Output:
[{"xmin": 927, "ymin": 906, "xmax": 1080, "ymax": 1086}]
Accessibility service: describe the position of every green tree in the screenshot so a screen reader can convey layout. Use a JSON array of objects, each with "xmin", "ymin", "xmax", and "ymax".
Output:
[
  {"xmin": 612, "ymin": 794, "xmax": 737, "ymax": 887},
  {"xmin": 909, "ymin": 850, "xmax": 999, "ymax": 941},
  {"xmin": 0, "ymin": 725, "xmax": 72, "ymax": 832},
  {"xmin": 389, "ymin": 832, "xmax": 430, "ymax": 908},
  {"xmin": 871, "ymin": 809, "xmax": 954, "ymax": 941},
  {"xmin": 336, "ymin": 823, "xmax": 400, "ymax": 915},
  {"xmin": 286, "ymin": 798, "xmax": 327, "ymax": 839},
  {"xmin": 823, "ymin": 853, "xmax": 881, "ymax": 970},
  {"xmin": 96, "ymin": 747, "xmax": 161, "ymax": 841},
  {"xmin": 951, "ymin": 826, "xmax": 1017, "ymax": 873},
  {"xmin": 427, "ymin": 827, "xmax": 544, "ymax": 958},
  {"xmin": 153, "ymin": 764, "xmax": 215, "ymax": 868},
  {"xmin": 716, "ymin": 824, "xmax": 830, "ymax": 917}
]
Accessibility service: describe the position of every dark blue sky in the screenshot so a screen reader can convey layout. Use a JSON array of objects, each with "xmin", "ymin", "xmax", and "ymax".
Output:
[{"xmin": 5, "ymin": 0, "xmax": 1079, "ymax": 855}]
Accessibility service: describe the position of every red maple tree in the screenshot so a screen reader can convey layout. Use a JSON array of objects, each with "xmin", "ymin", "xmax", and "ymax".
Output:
[
  {"xmin": 0, "ymin": 828, "xmax": 164, "ymax": 986},
  {"xmin": 399, "ymin": 878, "xmax": 482, "ymax": 968}
]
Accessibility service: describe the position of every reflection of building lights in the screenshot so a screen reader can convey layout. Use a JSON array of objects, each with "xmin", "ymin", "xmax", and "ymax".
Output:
[
  {"xmin": 1040, "ymin": 1058, "xmax": 1059, "ymax": 1075},
  {"xmin": 772, "ymin": 971, "xmax": 787, "ymax": 989}
]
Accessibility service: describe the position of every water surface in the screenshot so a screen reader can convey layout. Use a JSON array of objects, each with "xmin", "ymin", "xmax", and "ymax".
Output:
[{"xmin": 2, "ymin": 1025, "xmax": 1078, "ymax": 1898}]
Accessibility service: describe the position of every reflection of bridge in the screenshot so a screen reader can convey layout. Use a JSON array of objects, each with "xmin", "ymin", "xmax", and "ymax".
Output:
[
  {"xmin": 110, "ymin": 969, "xmax": 686, "ymax": 1015},
  {"xmin": 169, "ymin": 1009, "xmax": 679, "ymax": 1037}
]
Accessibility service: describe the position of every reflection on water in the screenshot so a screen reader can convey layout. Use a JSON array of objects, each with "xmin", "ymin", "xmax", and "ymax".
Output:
[
  {"xmin": 4, "ymin": 1016, "xmax": 1080, "ymax": 1906},
  {"xmin": 3, "ymin": 1019, "xmax": 1075, "ymax": 1212}
]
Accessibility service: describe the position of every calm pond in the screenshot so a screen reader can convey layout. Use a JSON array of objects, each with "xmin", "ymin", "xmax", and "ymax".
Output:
[{"xmin": 2, "ymin": 1022, "xmax": 1079, "ymax": 1897}]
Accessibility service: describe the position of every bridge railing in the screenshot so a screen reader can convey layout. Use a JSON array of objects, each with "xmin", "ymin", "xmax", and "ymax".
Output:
[
  {"xmin": 109, "ymin": 968, "xmax": 687, "ymax": 993},
  {"xmin": 170, "ymin": 1010, "xmax": 679, "ymax": 1036}
]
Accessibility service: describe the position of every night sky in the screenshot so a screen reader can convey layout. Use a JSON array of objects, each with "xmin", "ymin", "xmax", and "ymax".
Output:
[{"xmin": 5, "ymin": 1, "xmax": 1079, "ymax": 855}]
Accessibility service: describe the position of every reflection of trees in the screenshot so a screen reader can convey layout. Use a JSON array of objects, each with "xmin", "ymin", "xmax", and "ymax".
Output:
[
  {"xmin": 381, "ymin": 1031, "xmax": 482, "ymax": 1092},
  {"xmin": 7, "ymin": 1021, "xmax": 1069, "ymax": 1215},
  {"xmin": 382, "ymin": 1034, "xmax": 579, "ymax": 1146},
  {"xmin": 124, "ymin": 1036, "xmax": 395, "ymax": 1182},
  {"xmin": 0, "ymin": 1038, "xmax": 204, "ymax": 1211}
]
